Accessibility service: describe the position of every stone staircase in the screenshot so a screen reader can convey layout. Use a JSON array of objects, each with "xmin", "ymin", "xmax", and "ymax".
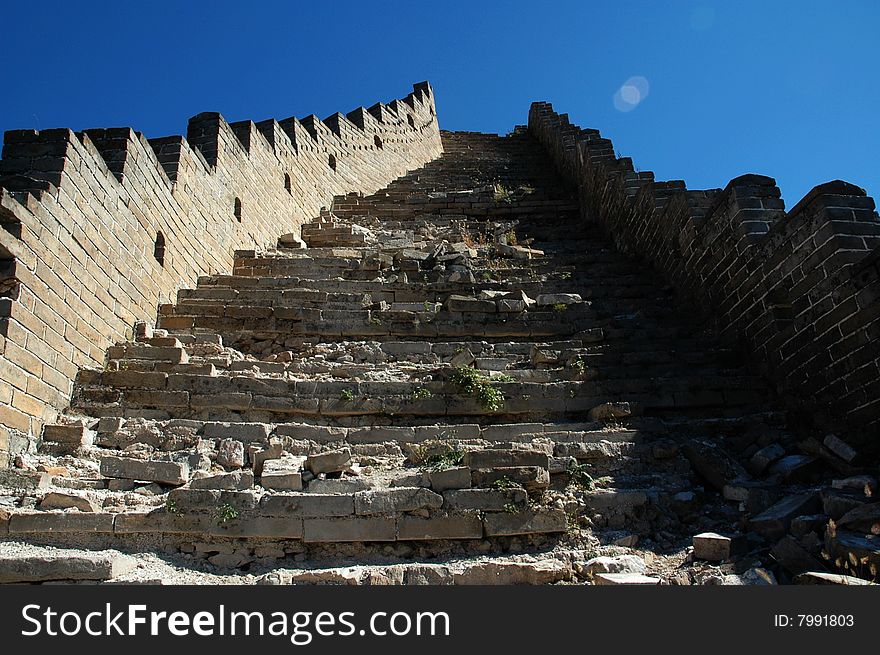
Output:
[{"xmin": 1, "ymin": 129, "xmax": 876, "ymax": 585}]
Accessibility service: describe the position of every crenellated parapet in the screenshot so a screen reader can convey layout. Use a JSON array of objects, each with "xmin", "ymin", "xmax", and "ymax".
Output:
[
  {"xmin": 0, "ymin": 82, "xmax": 442, "ymax": 461},
  {"xmin": 529, "ymin": 101, "xmax": 880, "ymax": 450}
]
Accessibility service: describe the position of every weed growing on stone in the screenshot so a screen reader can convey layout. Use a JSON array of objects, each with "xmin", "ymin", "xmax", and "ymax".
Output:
[
  {"xmin": 490, "ymin": 476, "xmax": 521, "ymax": 491},
  {"xmin": 553, "ymin": 303, "xmax": 568, "ymax": 312},
  {"xmin": 411, "ymin": 387, "xmax": 433, "ymax": 401},
  {"xmin": 449, "ymin": 366, "xmax": 505, "ymax": 412},
  {"xmin": 567, "ymin": 461, "xmax": 594, "ymax": 489},
  {"xmin": 419, "ymin": 445, "xmax": 464, "ymax": 472},
  {"xmin": 339, "ymin": 388, "xmax": 356, "ymax": 402},
  {"xmin": 215, "ymin": 503, "xmax": 238, "ymax": 524},
  {"xmin": 166, "ymin": 499, "xmax": 179, "ymax": 514},
  {"xmin": 502, "ymin": 502, "xmax": 521, "ymax": 514}
]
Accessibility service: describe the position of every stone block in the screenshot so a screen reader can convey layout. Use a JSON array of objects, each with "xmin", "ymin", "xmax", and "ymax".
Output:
[
  {"xmin": 447, "ymin": 295, "xmax": 496, "ymax": 312},
  {"xmin": 428, "ymin": 466, "xmax": 471, "ymax": 492},
  {"xmin": 442, "ymin": 488, "xmax": 528, "ymax": 511},
  {"xmin": 354, "ymin": 487, "xmax": 444, "ymax": 515},
  {"xmin": 471, "ymin": 466, "xmax": 549, "ymax": 493},
  {"xmin": 464, "ymin": 448, "xmax": 549, "ymax": 469},
  {"xmin": 593, "ymin": 573, "xmax": 660, "ymax": 586},
  {"xmin": 260, "ymin": 493, "xmax": 354, "ymax": 517},
  {"xmin": 0, "ymin": 552, "xmax": 137, "ymax": 583},
  {"xmin": 100, "ymin": 455, "xmax": 189, "ymax": 485},
  {"xmin": 307, "ymin": 478, "xmax": 371, "ymax": 494},
  {"xmin": 249, "ymin": 439, "xmax": 283, "ymax": 476},
  {"xmin": 260, "ymin": 459, "xmax": 303, "ymax": 491},
  {"xmin": 748, "ymin": 443, "xmax": 785, "ymax": 475},
  {"xmin": 305, "ymin": 448, "xmax": 351, "ymax": 475},
  {"xmin": 693, "ymin": 532, "xmax": 739, "ymax": 561},
  {"xmin": 190, "ymin": 470, "xmax": 254, "ymax": 491},
  {"xmin": 167, "ymin": 489, "xmax": 258, "ymax": 513},
  {"xmin": 9, "ymin": 512, "xmax": 115, "ymax": 533},
  {"xmin": 749, "ymin": 493, "xmax": 821, "ymax": 540},
  {"xmin": 302, "ymin": 517, "xmax": 396, "ymax": 542},
  {"xmin": 42, "ymin": 422, "xmax": 89, "ymax": 445},
  {"xmin": 535, "ymin": 293, "xmax": 582, "ymax": 306},
  {"xmin": 482, "ymin": 508, "xmax": 567, "ymax": 536},
  {"xmin": 398, "ymin": 513, "xmax": 483, "ymax": 540},
  {"xmin": 39, "ymin": 492, "xmax": 100, "ymax": 513}
]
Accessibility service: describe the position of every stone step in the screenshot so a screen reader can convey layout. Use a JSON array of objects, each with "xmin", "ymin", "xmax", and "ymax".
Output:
[{"xmin": 0, "ymin": 548, "xmax": 138, "ymax": 583}]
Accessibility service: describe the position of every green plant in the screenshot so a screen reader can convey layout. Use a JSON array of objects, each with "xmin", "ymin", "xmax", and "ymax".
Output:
[
  {"xmin": 419, "ymin": 445, "xmax": 465, "ymax": 472},
  {"xmin": 552, "ymin": 303, "xmax": 568, "ymax": 313},
  {"xmin": 449, "ymin": 366, "xmax": 505, "ymax": 412},
  {"xmin": 215, "ymin": 503, "xmax": 238, "ymax": 524},
  {"xmin": 411, "ymin": 387, "xmax": 433, "ymax": 401},
  {"xmin": 571, "ymin": 357, "xmax": 586, "ymax": 374},
  {"xmin": 567, "ymin": 462, "xmax": 594, "ymax": 489},
  {"xmin": 493, "ymin": 184, "xmax": 512, "ymax": 204},
  {"xmin": 502, "ymin": 502, "xmax": 521, "ymax": 514},
  {"xmin": 504, "ymin": 229, "xmax": 518, "ymax": 246},
  {"xmin": 490, "ymin": 476, "xmax": 522, "ymax": 491},
  {"xmin": 559, "ymin": 271, "xmax": 572, "ymax": 280},
  {"xmin": 166, "ymin": 499, "xmax": 179, "ymax": 514},
  {"xmin": 339, "ymin": 388, "xmax": 355, "ymax": 402}
]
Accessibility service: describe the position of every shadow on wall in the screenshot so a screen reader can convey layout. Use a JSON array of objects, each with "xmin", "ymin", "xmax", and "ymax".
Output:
[{"xmin": 529, "ymin": 101, "xmax": 880, "ymax": 454}]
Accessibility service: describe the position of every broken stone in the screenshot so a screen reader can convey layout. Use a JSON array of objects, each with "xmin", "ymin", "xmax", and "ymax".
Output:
[
  {"xmin": 450, "ymin": 349, "xmax": 476, "ymax": 367},
  {"xmin": 471, "ymin": 466, "xmax": 550, "ymax": 494},
  {"xmin": 581, "ymin": 555, "xmax": 646, "ymax": 577},
  {"xmin": 261, "ymin": 459, "xmax": 304, "ymax": 491},
  {"xmin": 100, "ymin": 455, "xmax": 189, "ymax": 486},
  {"xmin": 794, "ymin": 571, "xmax": 873, "ymax": 585},
  {"xmin": 772, "ymin": 536, "xmax": 826, "ymax": 575},
  {"xmin": 190, "ymin": 470, "xmax": 254, "ymax": 491},
  {"xmin": 305, "ymin": 448, "xmax": 352, "ymax": 475},
  {"xmin": 693, "ymin": 532, "xmax": 737, "ymax": 561},
  {"xmin": 535, "ymin": 293, "xmax": 582, "ymax": 306},
  {"xmin": 823, "ymin": 434, "xmax": 858, "ymax": 463},
  {"xmin": 354, "ymin": 487, "xmax": 443, "ymax": 515},
  {"xmin": 683, "ymin": 440, "xmax": 748, "ymax": 492},
  {"xmin": 593, "ymin": 573, "xmax": 659, "ymax": 586},
  {"xmin": 749, "ymin": 493, "xmax": 821, "ymax": 540},
  {"xmin": 39, "ymin": 492, "xmax": 100, "ymax": 513},
  {"xmin": 837, "ymin": 502, "xmax": 880, "ymax": 533},
  {"xmin": 588, "ymin": 402, "xmax": 632, "ymax": 421},
  {"xmin": 217, "ymin": 439, "xmax": 245, "ymax": 469},
  {"xmin": 748, "ymin": 443, "xmax": 785, "ymax": 475},
  {"xmin": 248, "ymin": 439, "xmax": 284, "ymax": 477},
  {"xmin": 768, "ymin": 454, "xmax": 821, "ymax": 483},
  {"xmin": 832, "ymin": 475, "xmax": 877, "ymax": 496}
]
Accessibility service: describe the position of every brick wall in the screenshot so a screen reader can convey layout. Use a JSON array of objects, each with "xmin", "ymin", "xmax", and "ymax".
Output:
[
  {"xmin": 529, "ymin": 101, "xmax": 880, "ymax": 453},
  {"xmin": 0, "ymin": 82, "xmax": 443, "ymax": 465}
]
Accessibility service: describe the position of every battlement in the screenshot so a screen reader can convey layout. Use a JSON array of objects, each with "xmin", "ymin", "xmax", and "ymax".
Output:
[
  {"xmin": 529, "ymin": 101, "xmax": 880, "ymax": 449},
  {"xmin": 0, "ymin": 82, "xmax": 442, "ymax": 461}
]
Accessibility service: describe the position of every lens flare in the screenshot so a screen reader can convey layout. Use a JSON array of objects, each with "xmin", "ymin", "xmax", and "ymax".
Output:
[{"xmin": 613, "ymin": 76, "xmax": 650, "ymax": 112}]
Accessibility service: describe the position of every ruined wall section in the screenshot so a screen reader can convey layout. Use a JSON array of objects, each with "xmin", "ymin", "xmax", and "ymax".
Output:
[
  {"xmin": 529, "ymin": 101, "xmax": 880, "ymax": 451},
  {"xmin": 0, "ymin": 82, "xmax": 442, "ymax": 463}
]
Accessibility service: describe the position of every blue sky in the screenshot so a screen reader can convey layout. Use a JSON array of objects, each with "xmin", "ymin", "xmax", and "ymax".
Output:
[{"xmin": 1, "ymin": 0, "xmax": 877, "ymax": 205}]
